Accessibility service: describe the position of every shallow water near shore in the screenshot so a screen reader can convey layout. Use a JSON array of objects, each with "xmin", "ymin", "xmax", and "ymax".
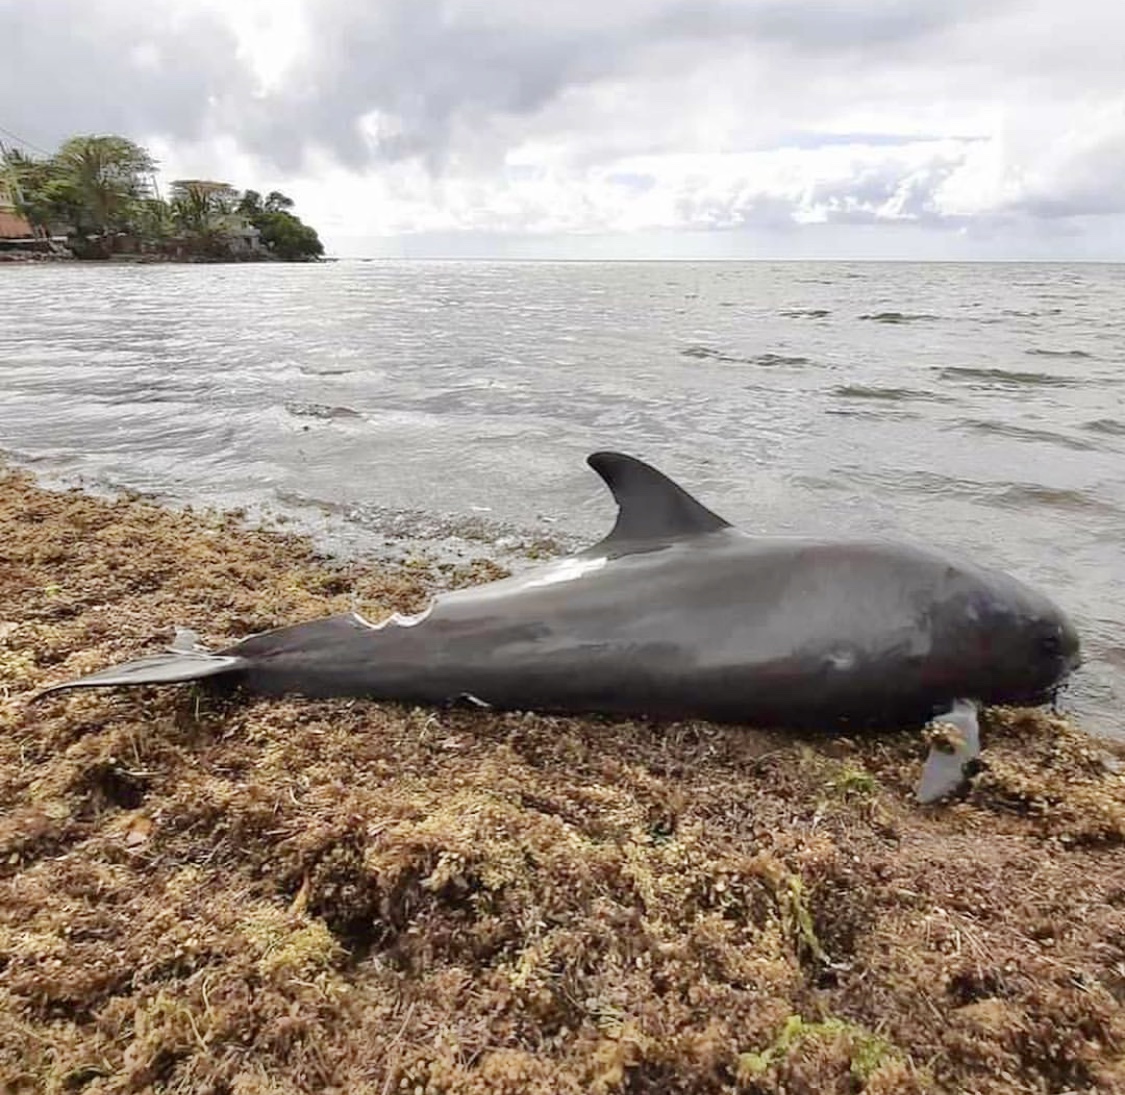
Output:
[{"xmin": 1, "ymin": 259, "xmax": 1122, "ymax": 734}]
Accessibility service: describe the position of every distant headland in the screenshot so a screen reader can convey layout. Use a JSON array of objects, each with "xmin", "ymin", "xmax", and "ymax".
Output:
[{"xmin": 0, "ymin": 134, "xmax": 324, "ymax": 263}]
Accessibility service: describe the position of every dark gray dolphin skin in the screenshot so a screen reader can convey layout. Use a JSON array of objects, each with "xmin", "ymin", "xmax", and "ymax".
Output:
[{"xmin": 36, "ymin": 452, "xmax": 1081, "ymax": 799}]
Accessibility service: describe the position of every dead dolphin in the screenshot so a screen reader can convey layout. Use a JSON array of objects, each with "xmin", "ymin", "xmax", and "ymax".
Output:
[{"xmin": 36, "ymin": 452, "xmax": 1081, "ymax": 800}]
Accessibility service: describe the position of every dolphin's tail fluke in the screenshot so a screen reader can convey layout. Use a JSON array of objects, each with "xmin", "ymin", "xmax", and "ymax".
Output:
[{"xmin": 32, "ymin": 629, "xmax": 245, "ymax": 701}]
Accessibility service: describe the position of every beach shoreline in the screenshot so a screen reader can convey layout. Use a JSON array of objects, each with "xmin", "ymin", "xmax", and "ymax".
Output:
[
  {"xmin": 0, "ymin": 251, "xmax": 325, "ymax": 265},
  {"xmin": 2, "ymin": 465, "xmax": 1123, "ymax": 1093}
]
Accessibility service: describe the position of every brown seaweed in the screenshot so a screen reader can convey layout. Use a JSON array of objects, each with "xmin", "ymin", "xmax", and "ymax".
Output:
[{"xmin": 2, "ymin": 468, "xmax": 1123, "ymax": 1094}]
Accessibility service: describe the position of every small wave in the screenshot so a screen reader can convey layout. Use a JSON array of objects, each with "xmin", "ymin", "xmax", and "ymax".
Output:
[
  {"xmin": 824, "ymin": 407, "xmax": 920, "ymax": 420},
  {"xmin": 935, "ymin": 366, "xmax": 1079, "ymax": 389},
  {"xmin": 961, "ymin": 419, "xmax": 1097, "ymax": 452},
  {"xmin": 284, "ymin": 401, "xmax": 364, "ymax": 420},
  {"xmin": 858, "ymin": 311, "xmax": 939, "ymax": 323},
  {"xmin": 780, "ymin": 308, "xmax": 830, "ymax": 319},
  {"xmin": 681, "ymin": 345, "xmax": 724, "ymax": 360},
  {"xmin": 1103, "ymin": 646, "xmax": 1125, "ymax": 670},
  {"xmin": 847, "ymin": 468, "xmax": 1119, "ymax": 518},
  {"xmin": 274, "ymin": 488, "xmax": 351, "ymax": 516},
  {"xmin": 1026, "ymin": 347, "xmax": 1095, "ymax": 360},
  {"xmin": 1082, "ymin": 419, "xmax": 1125, "ymax": 437},
  {"xmin": 680, "ymin": 346, "xmax": 809, "ymax": 366},
  {"xmin": 833, "ymin": 384, "xmax": 949, "ymax": 403},
  {"xmin": 274, "ymin": 490, "xmax": 578, "ymax": 564},
  {"xmin": 992, "ymin": 483, "xmax": 1119, "ymax": 517}
]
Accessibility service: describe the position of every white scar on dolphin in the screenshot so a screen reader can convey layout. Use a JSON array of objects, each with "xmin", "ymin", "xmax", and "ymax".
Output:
[
  {"xmin": 34, "ymin": 452, "xmax": 1082, "ymax": 804},
  {"xmin": 352, "ymin": 605, "xmax": 434, "ymax": 631}
]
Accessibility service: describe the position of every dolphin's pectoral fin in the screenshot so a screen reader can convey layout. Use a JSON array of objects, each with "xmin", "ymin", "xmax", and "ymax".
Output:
[
  {"xmin": 32, "ymin": 649, "xmax": 245, "ymax": 701},
  {"xmin": 916, "ymin": 698, "xmax": 982, "ymax": 804},
  {"xmin": 585, "ymin": 452, "xmax": 732, "ymax": 552}
]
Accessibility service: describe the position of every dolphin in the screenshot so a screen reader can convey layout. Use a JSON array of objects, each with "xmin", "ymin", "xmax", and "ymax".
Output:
[{"xmin": 36, "ymin": 452, "xmax": 1081, "ymax": 801}]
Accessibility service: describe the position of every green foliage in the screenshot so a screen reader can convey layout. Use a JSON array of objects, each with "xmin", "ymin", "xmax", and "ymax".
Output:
[
  {"xmin": 132, "ymin": 197, "xmax": 175, "ymax": 243},
  {"xmin": 239, "ymin": 187, "xmax": 324, "ymax": 260},
  {"xmin": 2, "ymin": 148, "xmax": 61, "ymax": 231},
  {"xmin": 54, "ymin": 135, "xmax": 156, "ymax": 239},
  {"xmin": 265, "ymin": 189, "xmax": 294, "ymax": 213},
  {"xmin": 2, "ymin": 134, "xmax": 325, "ymax": 261},
  {"xmin": 253, "ymin": 209, "xmax": 324, "ymax": 260},
  {"xmin": 168, "ymin": 179, "xmax": 243, "ymax": 255},
  {"xmin": 237, "ymin": 188, "xmax": 263, "ymax": 218},
  {"xmin": 170, "ymin": 180, "xmax": 239, "ymax": 226}
]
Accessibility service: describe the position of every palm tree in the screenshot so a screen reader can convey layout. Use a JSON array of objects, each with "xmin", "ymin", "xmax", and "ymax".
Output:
[
  {"xmin": 133, "ymin": 197, "xmax": 176, "ymax": 249},
  {"xmin": 169, "ymin": 180, "xmax": 240, "ymax": 256},
  {"xmin": 53, "ymin": 135, "xmax": 156, "ymax": 242},
  {"xmin": 1, "ymin": 147, "xmax": 58, "ymax": 235}
]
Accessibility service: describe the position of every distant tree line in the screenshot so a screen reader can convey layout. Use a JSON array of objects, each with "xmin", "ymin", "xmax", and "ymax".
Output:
[{"xmin": 2, "ymin": 134, "xmax": 324, "ymax": 261}]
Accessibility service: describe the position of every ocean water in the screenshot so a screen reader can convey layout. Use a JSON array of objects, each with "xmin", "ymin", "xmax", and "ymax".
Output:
[{"xmin": 1, "ymin": 260, "xmax": 1122, "ymax": 736}]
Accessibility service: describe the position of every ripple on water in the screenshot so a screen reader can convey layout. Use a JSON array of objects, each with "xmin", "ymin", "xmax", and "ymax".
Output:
[
  {"xmin": 832, "ymin": 384, "xmax": 953, "ymax": 403},
  {"xmin": 935, "ymin": 366, "xmax": 1081, "ymax": 389},
  {"xmin": 1026, "ymin": 347, "xmax": 1095, "ymax": 359},
  {"xmin": 847, "ymin": 467, "xmax": 1121, "ymax": 520},
  {"xmin": 680, "ymin": 346, "xmax": 811, "ymax": 366},
  {"xmin": 824, "ymin": 407, "xmax": 922, "ymax": 420},
  {"xmin": 858, "ymin": 311, "xmax": 940, "ymax": 323},
  {"xmin": 1082, "ymin": 419, "xmax": 1125, "ymax": 437},
  {"xmin": 960, "ymin": 419, "xmax": 1099, "ymax": 453},
  {"xmin": 991, "ymin": 483, "xmax": 1123, "ymax": 518}
]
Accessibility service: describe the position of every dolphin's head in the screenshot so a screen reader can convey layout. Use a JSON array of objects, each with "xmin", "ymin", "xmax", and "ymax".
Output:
[{"xmin": 938, "ymin": 566, "xmax": 1081, "ymax": 707}]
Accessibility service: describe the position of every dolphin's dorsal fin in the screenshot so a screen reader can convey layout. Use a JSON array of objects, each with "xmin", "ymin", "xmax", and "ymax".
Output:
[{"xmin": 586, "ymin": 452, "xmax": 731, "ymax": 551}]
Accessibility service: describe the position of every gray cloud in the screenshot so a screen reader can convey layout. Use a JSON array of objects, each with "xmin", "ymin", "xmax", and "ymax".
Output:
[
  {"xmin": 814, "ymin": 156, "xmax": 966, "ymax": 225},
  {"xmin": 1004, "ymin": 128, "xmax": 1125, "ymax": 220},
  {"xmin": 235, "ymin": 0, "xmax": 615, "ymax": 170},
  {"xmin": 230, "ymin": 0, "xmax": 1000, "ymax": 170},
  {"xmin": 0, "ymin": 0, "xmax": 248, "ymax": 155},
  {"xmin": 655, "ymin": 0, "xmax": 965, "ymax": 52}
]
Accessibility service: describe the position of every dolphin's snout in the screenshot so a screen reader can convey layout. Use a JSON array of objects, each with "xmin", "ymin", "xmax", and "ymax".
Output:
[
  {"xmin": 1059, "ymin": 617, "xmax": 1082, "ymax": 673},
  {"xmin": 1036, "ymin": 609, "xmax": 1082, "ymax": 679}
]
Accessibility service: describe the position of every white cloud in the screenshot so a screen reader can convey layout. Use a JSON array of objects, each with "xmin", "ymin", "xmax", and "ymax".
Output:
[{"xmin": 3, "ymin": 0, "xmax": 1125, "ymax": 256}]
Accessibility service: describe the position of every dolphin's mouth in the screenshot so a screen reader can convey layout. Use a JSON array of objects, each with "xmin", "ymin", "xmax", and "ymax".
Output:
[
  {"xmin": 1056, "ymin": 648, "xmax": 1083, "ymax": 694},
  {"xmin": 995, "ymin": 668, "xmax": 1077, "ymax": 712},
  {"xmin": 1048, "ymin": 673, "xmax": 1080, "ymax": 712},
  {"xmin": 1035, "ymin": 643, "xmax": 1082, "ymax": 709}
]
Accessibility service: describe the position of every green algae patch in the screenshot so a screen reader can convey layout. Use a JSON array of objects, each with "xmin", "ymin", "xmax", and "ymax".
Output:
[
  {"xmin": 2, "ymin": 466, "xmax": 1125, "ymax": 1094},
  {"xmin": 825, "ymin": 760, "xmax": 880, "ymax": 800},
  {"xmin": 738, "ymin": 1015, "xmax": 911, "ymax": 1090}
]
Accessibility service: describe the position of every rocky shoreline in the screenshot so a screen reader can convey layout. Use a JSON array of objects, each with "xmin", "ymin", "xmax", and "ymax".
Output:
[
  {"xmin": 0, "ymin": 250, "xmax": 75, "ymax": 263},
  {"xmin": 0, "ymin": 250, "xmax": 324, "ymax": 265},
  {"xmin": 1, "ymin": 466, "xmax": 1123, "ymax": 1093}
]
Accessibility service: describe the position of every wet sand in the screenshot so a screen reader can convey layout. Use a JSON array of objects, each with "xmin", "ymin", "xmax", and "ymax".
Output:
[{"xmin": 2, "ymin": 466, "xmax": 1123, "ymax": 1094}]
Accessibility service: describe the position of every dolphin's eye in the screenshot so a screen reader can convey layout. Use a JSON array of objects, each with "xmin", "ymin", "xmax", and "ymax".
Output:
[{"xmin": 1039, "ymin": 632, "xmax": 1062, "ymax": 655}]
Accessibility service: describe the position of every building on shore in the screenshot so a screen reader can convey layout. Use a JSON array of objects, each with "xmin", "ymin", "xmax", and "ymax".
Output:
[{"xmin": 0, "ymin": 177, "xmax": 37, "ymax": 248}]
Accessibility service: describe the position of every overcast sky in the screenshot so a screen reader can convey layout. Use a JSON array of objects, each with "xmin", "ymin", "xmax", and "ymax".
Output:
[{"xmin": 3, "ymin": 0, "xmax": 1124, "ymax": 259}]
